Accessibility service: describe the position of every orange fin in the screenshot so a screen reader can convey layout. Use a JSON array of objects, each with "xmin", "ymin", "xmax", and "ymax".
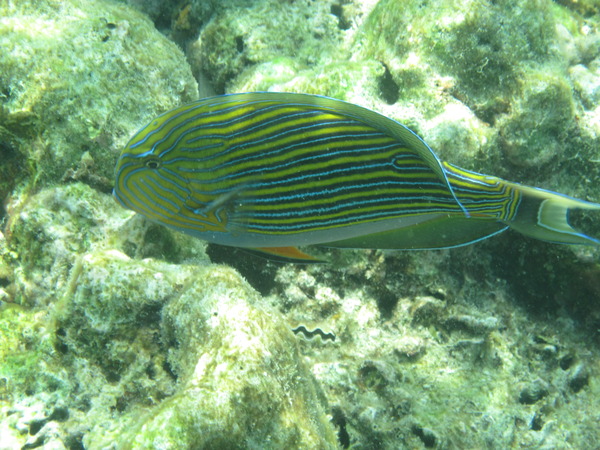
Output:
[{"xmin": 249, "ymin": 246, "xmax": 325, "ymax": 263}]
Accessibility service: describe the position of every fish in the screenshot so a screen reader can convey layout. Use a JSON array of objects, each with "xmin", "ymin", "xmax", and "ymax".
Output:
[{"xmin": 113, "ymin": 92, "xmax": 600, "ymax": 262}]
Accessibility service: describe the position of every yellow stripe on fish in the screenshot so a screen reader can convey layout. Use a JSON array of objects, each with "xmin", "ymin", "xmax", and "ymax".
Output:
[{"xmin": 114, "ymin": 92, "xmax": 600, "ymax": 262}]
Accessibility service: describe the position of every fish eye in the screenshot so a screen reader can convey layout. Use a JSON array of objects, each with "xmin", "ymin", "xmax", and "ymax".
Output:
[{"xmin": 145, "ymin": 158, "xmax": 161, "ymax": 170}]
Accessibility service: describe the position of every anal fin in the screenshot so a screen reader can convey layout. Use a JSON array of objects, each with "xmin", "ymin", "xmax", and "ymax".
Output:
[
  {"xmin": 322, "ymin": 215, "xmax": 508, "ymax": 250},
  {"xmin": 247, "ymin": 246, "xmax": 325, "ymax": 263}
]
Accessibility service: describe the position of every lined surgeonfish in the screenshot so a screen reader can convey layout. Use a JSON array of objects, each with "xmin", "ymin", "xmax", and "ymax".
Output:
[{"xmin": 113, "ymin": 92, "xmax": 600, "ymax": 262}]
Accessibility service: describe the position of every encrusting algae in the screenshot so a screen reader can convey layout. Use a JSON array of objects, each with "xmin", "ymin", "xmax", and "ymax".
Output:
[{"xmin": 1, "ymin": 0, "xmax": 600, "ymax": 448}]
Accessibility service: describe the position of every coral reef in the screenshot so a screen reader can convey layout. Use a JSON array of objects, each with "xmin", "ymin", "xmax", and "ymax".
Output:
[
  {"xmin": 0, "ymin": 0, "xmax": 198, "ymax": 194},
  {"xmin": 137, "ymin": 265, "xmax": 336, "ymax": 448},
  {"xmin": 1, "ymin": 185, "xmax": 337, "ymax": 448},
  {"xmin": 264, "ymin": 245, "xmax": 600, "ymax": 448},
  {"xmin": 1, "ymin": 0, "xmax": 600, "ymax": 448},
  {"xmin": 188, "ymin": 0, "xmax": 344, "ymax": 93}
]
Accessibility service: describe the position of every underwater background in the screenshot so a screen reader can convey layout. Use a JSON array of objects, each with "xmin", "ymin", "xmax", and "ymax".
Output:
[{"xmin": 1, "ymin": 0, "xmax": 600, "ymax": 448}]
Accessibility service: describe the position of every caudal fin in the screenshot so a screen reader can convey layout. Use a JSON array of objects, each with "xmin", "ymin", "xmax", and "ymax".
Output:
[{"xmin": 505, "ymin": 183, "xmax": 600, "ymax": 245}]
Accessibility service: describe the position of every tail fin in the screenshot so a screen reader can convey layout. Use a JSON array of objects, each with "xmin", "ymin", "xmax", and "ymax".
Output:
[{"xmin": 505, "ymin": 183, "xmax": 600, "ymax": 245}]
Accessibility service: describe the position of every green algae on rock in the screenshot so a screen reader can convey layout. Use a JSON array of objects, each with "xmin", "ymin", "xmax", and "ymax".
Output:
[
  {"xmin": 58, "ymin": 256, "xmax": 336, "ymax": 448},
  {"xmin": 0, "ymin": 0, "xmax": 198, "ymax": 191},
  {"xmin": 234, "ymin": 58, "xmax": 387, "ymax": 106},
  {"xmin": 268, "ymin": 247, "xmax": 600, "ymax": 448},
  {"xmin": 2, "ymin": 184, "xmax": 337, "ymax": 447},
  {"xmin": 497, "ymin": 72, "xmax": 576, "ymax": 168},
  {"xmin": 188, "ymin": 0, "xmax": 347, "ymax": 93},
  {"xmin": 6, "ymin": 182, "xmax": 208, "ymax": 308},
  {"xmin": 122, "ymin": 265, "xmax": 338, "ymax": 448}
]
